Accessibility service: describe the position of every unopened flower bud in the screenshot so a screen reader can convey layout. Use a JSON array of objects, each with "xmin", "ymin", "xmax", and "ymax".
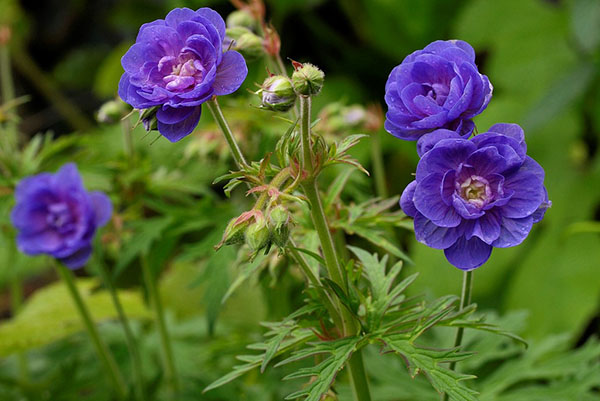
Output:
[
  {"xmin": 245, "ymin": 216, "xmax": 271, "ymax": 251},
  {"xmin": 225, "ymin": 27, "xmax": 264, "ymax": 61},
  {"xmin": 216, "ymin": 217, "xmax": 250, "ymax": 250},
  {"xmin": 138, "ymin": 106, "xmax": 159, "ymax": 131},
  {"xmin": 96, "ymin": 99, "xmax": 132, "ymax": 124},
  {"xmin": 269, "ymin": 205, "xmax": 290, "ymax": 247},
  {"xmin": 292, "ymin": 63, "xmax": 324, "ymax": 96},
  {"xmin": 226, "ymin": 10, "xmax": 257, "ymax": 31},
  {"xmin": 259, "ymin": 75, "xmax": 296, "ymax": 112}
]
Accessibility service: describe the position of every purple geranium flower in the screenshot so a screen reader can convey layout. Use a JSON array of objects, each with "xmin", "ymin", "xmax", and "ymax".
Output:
[
  {"xmin": 119, "ymin": 7, "xmax": 248, "ymax": 142},
  {"xmin": 400, "ymin": 124, "xmax": 550, "ymax": 270},
  {"xmin": 11, "ymin": 164, "xmax": 112, "ymax": 269},
  {"xmin": 384, "ymin": 40, "xmax": 492, "ymax": 143}
]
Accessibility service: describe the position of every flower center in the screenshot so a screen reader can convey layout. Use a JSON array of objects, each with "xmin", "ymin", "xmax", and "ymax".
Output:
[
  {"xmin": 47, "ymin": 202, "xmax": 73, "ymax": 231},
  {"xmin": 424, "ymin": 83, "xmax": 449, "ymax": 105},
  {"xmin": 160, "ymin": 54, "xmax": 205, "ymax": 91},
  {"xmin": 458, "ymin": 175, "xmax": 491, "ymax": 208}
]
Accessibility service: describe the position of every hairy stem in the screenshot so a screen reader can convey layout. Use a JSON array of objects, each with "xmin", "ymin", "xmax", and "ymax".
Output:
[
  {"xmin": 95, "ymin": 251, "xmax": 145, "ymax": 401},
  {"xmin": 140, "ymin": 255, "xmax": 179, "ymax": 397},
  {"xmin": 55, "ymin": 262, "xmax": 127, "ymax": 399},
  {"xmin": 299, "ymin": 95, "xmax": 372, "ymax": 401},
  {"xmin": 206, "ymin": 98, "xmax": 248, "ymax": 168},
  {"xmin": 443, "ymin": 270, "xmax": 474, "ymax": 401}
]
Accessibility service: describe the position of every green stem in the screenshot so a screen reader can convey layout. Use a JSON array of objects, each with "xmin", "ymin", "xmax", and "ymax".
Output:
[
  {"xmin": 95, "ymin": 255, "xmax": 146, "ymax": 401},
  {"xmin": 287, "ymin": 242, "xmax": 342, "ymax": 329},
  {"xmin": 206, "ymin": 98, "xmax": 248, "ymax": 168},
  {"xmin": 299, "ymin": 95, "xmax": 372, "ymax": 401},
  {"xmin": 11, "ymin": 48, "xmax": 93, "ymax": 132},
  {"xmin": 140, "ymin": 255, "xmax": 179, "ymax": 397},
  {"xmin": 347, "ymin": 349, "xmax": 372, "ymax": 401},
  {"xmin": 0, "ymin": 43, "xmax": 18, "ymax": 151},
  {"xmin": 121, "ymin": 118, "xmax": 135, "ymax": 164},
  {"xmin": 55, "ymin": 262, "xmax": 127, "ymax": 399},
  {"xmin": 0, "ymin": 45, "xmax": 15, "ymax": 103},
  {"xmin": 443, "ymin": 270, "xmax": 474, "ymax": 401},
  {"xmin": 9, "ymin": 259, "xmax": 29, "ymax": 383},
  {"xmin": 370, "ymin": 129, "xmax": 388, "ymax": 199}
]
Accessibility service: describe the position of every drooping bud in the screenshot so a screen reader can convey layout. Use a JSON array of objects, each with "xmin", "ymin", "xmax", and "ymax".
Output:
[
  {"xmin": 225, "ymin": 27, "xmax": 264, "ymax": 61},
  {"xmin": 245, "ymin": 215, "xmax": 271, "ymax": 252},
  {"xmin": 138, "ymin": 106, "xmax": 159, "ymax": 131},
  {"xmin": 226, "ymin": 10, "xmax": 257, "ymax": 31},
  {"xmin": 258, "ymin": 75, "xmax": 296, "ymax": 112},
  {"xmin": 268, "ymin": 205, "xmax": 290, "ymax": 247},
  {"xmin": 292, "ymin": 63, "xmax": 325, "ymax": 96},
  {"xmin": 216, "ymin": 217, "xmax": 251, "ymax": 250},
  {"xmin": 96, "ymin": 99, "xmax": 132, "ymax": 124}
]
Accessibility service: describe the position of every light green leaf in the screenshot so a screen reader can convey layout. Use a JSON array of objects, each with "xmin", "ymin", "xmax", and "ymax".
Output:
[{"xmin": 0, "ymin": 278, "xmax": 151, "ymax": 356}]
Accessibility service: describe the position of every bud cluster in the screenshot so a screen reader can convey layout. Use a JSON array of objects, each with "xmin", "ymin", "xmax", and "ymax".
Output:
[
  {"xmin": 256, "ymin": 62, "xmax": 325, "ymax": 113},
  {"xmin": 216, "ymin": 205, "xmax": 292, "ymax": 259}
]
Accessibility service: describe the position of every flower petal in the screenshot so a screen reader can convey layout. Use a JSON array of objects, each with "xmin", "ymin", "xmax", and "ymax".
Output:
[
  {"xmin": 213, "ymin": 51, "xmax": 248, "ymax": 96},
  {"xmin": 492, "ymin": 215, "xmax": 534, "ymax": 248},
  {"xmin": 444, "ymin": 235, "xmax": 492, "ymax": 270},
  {"xmin": 416, "ymin": 138, "xmax": 476, "ymax": 180},
  {"xmin": 414, "ymin": 173, "xmax": 462, "ymax": 227},
  {"xmin": 414, "ymin": 213, "xmax": 463, "ymax": 249},
  {"xmin": 400, "ymin": 180, "xmax": 418, "ymax": 218},
  {"xmin": 416, "ymin": 129, "xmax": 462, "ymax": 157},
  {"xmin": 59, "ymin": 245, "xmax": 93, "ymax": 270},
  {"xmin": 89, "ymin": 192, "xmax": 112, "ymax": 227},
  {"xmin": 157, "ymin": 105, "xmax": 202, "ymax": 142},
  {"xmin": 196, "ymin": 7, "xmax": 226, "ymax": 41}
]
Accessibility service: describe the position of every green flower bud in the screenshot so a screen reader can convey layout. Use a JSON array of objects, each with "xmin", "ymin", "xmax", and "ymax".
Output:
[
  {"xmin": 217, "ymin": 217, "xmax": 250, "ymax": 250},
  {"xmin": 269, "ymin": 205, "xmax": 290, "ymax": 247},
  {"xmin": 138, "ymin": 106, "xmax": 160, "ymax": 131},
  {"xmin": 245, "ymin": 217, "xmax": 271, "ymax": 252},
  {"xmin": 96, "ymin": 99, "xmax": 131, "ymax": 124},
  {"xmin": 225, "ymin": 27, "xmax": 264, "ymax": 61},
  {"xmin": 269, "ymin": 205, "xmax": 290, "ymax": 228},
  {"xmin": 259, "ymin": 75, "xmax": 296, "ymax": 112},
  {"xmin": 226, "ymin": 10, "xmax": 257, "ymax": 31},
  {"xmin": 292, "ymin": 63, "xmax": 325, "ymax": 96}
]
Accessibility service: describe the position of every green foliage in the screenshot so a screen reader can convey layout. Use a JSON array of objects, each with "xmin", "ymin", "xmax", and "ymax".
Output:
[
  {"xmin": 0, "ymin": 278, "xmax": 151, "ymax": 356},
  {"xmin": 380, "ymin": 335, "xmax": 478, "ymax": 401},
  {"xmin": 280, "ymin": 337, "xmax": 364, "ymax": 401}
]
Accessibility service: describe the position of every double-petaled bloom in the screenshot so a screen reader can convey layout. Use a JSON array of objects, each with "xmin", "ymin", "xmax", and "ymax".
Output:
[
  {"xmin": 400, "ymin": 124, "xmax": 550, "ymax": 270},
  {"xmin": 119, "ymin": 7, "xmax": 248, "ymax": 142},
  {"xmin": 384, "ymin": 40, "xmax": 492, "ymax": 143},
  {"xmin": 11, "ymin": 164, "xmax": 112, "ymax": 269}
]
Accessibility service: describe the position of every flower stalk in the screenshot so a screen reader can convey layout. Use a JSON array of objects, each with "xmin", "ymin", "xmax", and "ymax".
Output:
[
  {"xmin": 442, "ymin": 270, "xmax": 474, "ymax": 401},
  {"xmin": 140, "ymin": 254, "xmax": 179, "ymax": 397},
  {"xmin": 94, "ymin": 246, "xmax": 146, "ymax": 401},
  {"xmin": 206, "ymin": 98, "xmax": 248, "ymax": 168},
  {"xmin": 299, "ymin": 95, "xmax": 372, "ymax": 401},
  {"xmin": 55, "ymin": 262, "xmax": 128, "ymax": 400}
]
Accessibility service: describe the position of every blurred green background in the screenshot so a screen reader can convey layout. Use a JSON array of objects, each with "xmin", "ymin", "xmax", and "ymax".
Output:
[{"xmin": 1, "ymin": 0, "xmax": 600, "ymax": 399}]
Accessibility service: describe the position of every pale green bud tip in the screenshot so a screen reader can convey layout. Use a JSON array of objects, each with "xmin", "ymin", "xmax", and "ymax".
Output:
[
  {"xmin": 259, "ymin": 75, "xmax": 296, "ymax": 112},
  {"xmin": 97, "ymin": 99, "xmax": 131, "ymax": 124},
  {"xmin": 269, "ymin": 205, "xmax": 290, "ymax": 228},
  {"xmin": 292, "ymin": 63, "xmax": 325, "ymax": 96},
  {"xmin": 226, "ymin": 10, "xmax": 257, "ymax": 31},
  {"xmin": 225, "ymin": 27, "xmax": 264, "ymax": 60},
  {"xmin": 269, "ymin": 205, "xmax": 290, "ymax": 247},
  {"xmin": 245, "ymin": 217, "xmax": 271, "ymax": 251}
]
